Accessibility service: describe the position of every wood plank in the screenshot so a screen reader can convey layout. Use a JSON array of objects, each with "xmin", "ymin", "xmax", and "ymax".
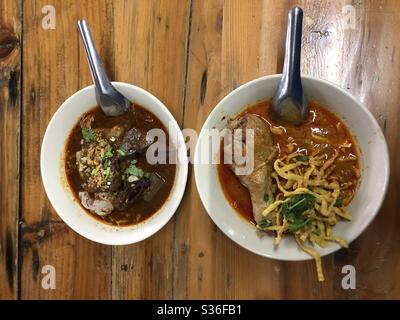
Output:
[
  {"xmin": 176, "ymin": 0, "xmax": 400, "ymax": 299},
  {"xmin": 0, "ymin": 0, "xmax": 21, "ymax": 300},
  {"xmin": 14, "ymin": 0, "xmax": 400, "ymax": 299},
  {"xmin": 290, "ymin": 0, "xmax": 400, "ymax": 299},
  {"xmin": 20, "ymin": 0, "xmax": 114, "ymax": 299},
  {"xmin": 175, "ymin": 0, "xmax": 291, "ymax": 299},
  {"xmin": 319, "ymin": 0, "xmax": 400, "ymax": 299},
  {"xmin": 110, "ymin": 0, "xmax": 190, "ymax": 299}
]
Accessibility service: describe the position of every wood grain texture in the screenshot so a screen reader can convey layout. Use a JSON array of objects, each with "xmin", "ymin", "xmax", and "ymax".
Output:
[
  {"xmin": 175, "ymin": 0, "xmax": 400, "ymax": 299},
  {"xmin": 20, "ymin": 0, "xmax": 114, "ymax": 299},
  {"xmin": 110, "ymin": 0, "xmax": 189, "ymax": 300},
  {"xmin": 0, "ymin": 0, "xmax": 398, "ymax": 299},
  {"xmin": 0, "ymin": 0, "xmax": 21, "ymax": 300},
  {"xmin": 292, "ymin": 0, "xmax": 400, "ymax": 299},
  {"xmin": 175, "ymin": 0, "xmax": 297, "ymax": 300}
]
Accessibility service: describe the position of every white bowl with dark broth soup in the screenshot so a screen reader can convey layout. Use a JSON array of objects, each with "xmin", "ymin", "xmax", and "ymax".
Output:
[
  {"xmin": 41, "ymin": 82, "xmax": 188, "ymax": 245},
  {"xmin": 194, "ymin": 74, "xmax": 389, "ymax": 281}
]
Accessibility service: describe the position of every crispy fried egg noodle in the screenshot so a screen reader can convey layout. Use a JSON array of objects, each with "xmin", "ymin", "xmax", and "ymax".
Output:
[{"xmin": 261, "ymin": 151, "xmax": 355, "ymax": 282}]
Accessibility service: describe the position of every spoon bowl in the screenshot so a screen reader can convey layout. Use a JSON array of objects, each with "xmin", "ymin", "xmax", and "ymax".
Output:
[{"xmin": 271, "ymin": 7, "xmax": 307, "ymax": 125}]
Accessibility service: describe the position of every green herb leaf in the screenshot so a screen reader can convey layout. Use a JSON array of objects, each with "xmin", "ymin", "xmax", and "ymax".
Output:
[
  {"xmin": 288, "ymin": 219, "xmax": 310, "ymax": 232},
  {"xmin": 101, "ymin": 147, "xmax": 113, "ymax": 171},
  {"xmin": 125, "ymin": 160, "xmax": 144, "ymax": 178},
  {"xmin": 295, "ymin": 155, "xmax": 309, "ymax": 161},
  {"xmin": 103, "ymin": 166, "xmax": 112, "ymax": 180},
  {"xmin": 283, "ymin": 194, "xmax": 315, "ymax": 233},
  {"xmin": 263, "ymin": 193, "xmax": 269, "ymax": 203},
  {"xmin": 257, "ymin": 219, "xmax": 273, "ymax": 230},
  {"xmin": 334, "ymin": 197, "xmax": 343, "ymax": 207},
  {"xmin": 82, "ymin": 127, "xmax": 95, "ymax": 143},
  {"xmin": 117, "ymin": 149, "xmax": 126, "ymax": 156},
  {"xmin": 103, "ymin": 147, "xmax": 113, "ymax": 159},
  {"xmin": 102, "ymin": 158, "xmax": 111, "ymax": 169},
  {"xmin": 285, "ymin": 194, "xmax": 315, "ymax": 213}
]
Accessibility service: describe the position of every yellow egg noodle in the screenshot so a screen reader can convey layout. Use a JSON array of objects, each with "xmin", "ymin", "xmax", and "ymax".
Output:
[{"xmin": 261, "ymin": 151, "xmax": 353, "ymax": 282}]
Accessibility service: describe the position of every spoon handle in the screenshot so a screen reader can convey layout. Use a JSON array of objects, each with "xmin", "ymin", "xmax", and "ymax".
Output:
[
  {"xmin": 281, "ymin": 7, "xmax": 303, "ymax": 98},
  {"xmin": 77, "ymin": 20, "xmax": 114, "ymax": 94}
]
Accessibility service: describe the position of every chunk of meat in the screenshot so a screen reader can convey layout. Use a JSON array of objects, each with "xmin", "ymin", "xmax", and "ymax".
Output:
[
  {"xmin": 79, "ymin": 192, "xmax": 114, "ymax": 216},
  {"xmin": 225, "ymin": 114, "xmax": 278, "ymax": 223},
  {"xmin": 120, "ymin": 128, "xmax": 154, "ymax": 156},
  {"xmin": 112, "ymin": 178, "xmax": 150, "ymax": 211},
  {"xmin": 143, "ymin": 172, "xmax": 166, "ymax": 202}
]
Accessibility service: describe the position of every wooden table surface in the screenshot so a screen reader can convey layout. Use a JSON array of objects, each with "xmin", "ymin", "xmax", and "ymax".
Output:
[{"xmin": 0, "ymin": 0, "xmax": 399, "ymax": 300}]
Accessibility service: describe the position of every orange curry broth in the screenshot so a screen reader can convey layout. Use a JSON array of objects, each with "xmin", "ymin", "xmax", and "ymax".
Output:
[{"xmin": 218, "ymin": 100, "xmax": 360, "ymax": 224}]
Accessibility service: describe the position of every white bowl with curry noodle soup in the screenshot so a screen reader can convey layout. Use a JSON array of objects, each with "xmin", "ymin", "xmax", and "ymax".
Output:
[
  {"xmin": 194, "ymin": 74, "xmax": 389, "ymax": 280},
  {"xmin": 41, "ymin": 82, "xmax": 188, "ymax": 245}
]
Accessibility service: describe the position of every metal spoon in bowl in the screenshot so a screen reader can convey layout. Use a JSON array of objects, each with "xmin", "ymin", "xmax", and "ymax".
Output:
[
  {"xmin": 77, "ymin": 20, "xmax": 130, "ymax": 116},
  {"xmin": 270, "ymin": 7, "xmax": 307, "ymax": 125}
]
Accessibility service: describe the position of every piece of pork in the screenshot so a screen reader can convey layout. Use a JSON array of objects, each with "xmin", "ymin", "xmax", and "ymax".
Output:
[
  {"xmin": 112, "ymin": 178, "xmax": 150, "ymax": 211},
  {"xmin": 120, "ymin": 127, "xmax": 154, "ymax": 156},
  {"xmin": 225, "ymin": 114, "xmax": 278, "ymax": 223},
  {"xmin": 79, "ymin": 192, "xmax": 114, "ymax": 216}
]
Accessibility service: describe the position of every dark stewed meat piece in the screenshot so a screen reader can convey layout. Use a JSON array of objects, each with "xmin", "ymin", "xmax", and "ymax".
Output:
[
  {"xmin": 120, "ymin": 127, "xmax": 154, "ymax": 156},
  {"xmin": 112, "ymin": 178, "xmax": 150, "ymax": 211}
]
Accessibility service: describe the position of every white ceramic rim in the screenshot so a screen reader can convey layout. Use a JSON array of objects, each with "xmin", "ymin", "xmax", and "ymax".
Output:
[{"xmin": 194, "ymin": 74, "xmax": 390, "ymax": 261}]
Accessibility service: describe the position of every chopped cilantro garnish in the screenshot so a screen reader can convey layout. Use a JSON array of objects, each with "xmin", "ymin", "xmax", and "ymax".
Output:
[
  {"xmin": 256, "ymin": 219, "xmax": 273, "ymax": 230},
  {"xmin": 117, "ymin": 149, "xmax": 126, "ymax": 156},
  {"xmin": 295, "ymin": 155, "xmax": 309, "ymax": 162},
  {"xmin": 103, "ymin": 166, "xmax": 112, "ymax": 180},
  {"xmin": 125, "ymin": 160, "xmax": 144, "ymax": 178},
  {"xmin": 282, "ymin": 194, "xmax": 315, "ymax": 233},
  {"xmin": 334, "ymin": 197, "xmax": 343, "ymax": 207},
  {"xmin": 103, "ymin": 147, "xmax": 113, "ymax": 159},
  {"xmin": 82, "ymin": 127, "xmax": 95, "ymax": 143}
]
